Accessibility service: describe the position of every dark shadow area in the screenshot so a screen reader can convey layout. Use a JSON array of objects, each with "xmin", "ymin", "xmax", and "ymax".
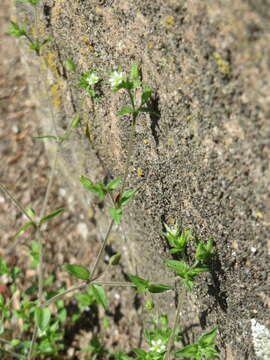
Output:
[
  {"xmin": 62, "ymin": 302, "xmax": 100, "ymax": 354},
  {"xmin": 208, "ymin": 256, "xmax": 228, "ymax": 313},
  {"xmin": 149, "ymin": 94, "xmax": 161, "ymax": 147}
]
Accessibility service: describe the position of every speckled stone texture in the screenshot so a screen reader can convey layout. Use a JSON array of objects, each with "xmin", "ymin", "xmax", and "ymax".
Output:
[{"xmin": 16, "ymin": 0, "xmax": 270, "ymax": 358}]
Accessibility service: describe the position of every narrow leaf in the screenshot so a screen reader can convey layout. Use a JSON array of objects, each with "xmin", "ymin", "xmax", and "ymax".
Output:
[
  {"xmin": 109, "ymin": 253, "xmax": 121, "ymax": 265},
  {"xmin": 25, "ymin": 206, "xmax": 36, "ymax": 219},
  {"xmin": 109, "ymin": 207, "xmax": 122, "ymax": 224},
  {"xmin": 33, "ymin": 135, "xmax": 59, "ymax": 140},
  {"xmin": 120, "ymin": 188, "xmax": 139, "ymax": 207},
  {"xmin": 69, "ymin": 114, "xmax": 81, "ymax": 129},
  {"xmin": 63, "ymin": 264, "xmax": 90, "ymax": 280},
  {"xmin": 130, "ymin": 63, "xmax": 140, "ymax": 81},
  {"xmin": 141, "ymin": 85, "xmax": 152, "ymax": 105},
  {"xmin": 35, "ymin": 307, "xmax": 51, "ymax": 331},
  {"xmin": 91, "ymin": 284, "xmax": 108, "ymax": 309},
  {"xmin": 117, "ymin": 106, "xmax": 135, "ymax": 116},
  {"xmin": 40, "ymin": 208, "xmax": 65, "ymax": 223},
  {"xmin": 106, "ymin": 177, "xmax": 121, "ymax": 192},
  {"xmin": 198, "ymin": 327, "xmax": 218, "ymax": 346},
  {"xmin": 174, "ymin": 343, "xmax": 198, "ymax": 357},
  {"xmin": 148, "ymin": 283, "xmax": 174, "ymax": 293},
  {"xmin": 13, "ymin": 221, "xmax": 36, "ymax": 238},
  {"xmin": 65, "ymin": 57, "xmax": 77, "ymax": 71},
  {"xmin": 127, "ymin": 274, "xmax": 149, "ymax": 293}
]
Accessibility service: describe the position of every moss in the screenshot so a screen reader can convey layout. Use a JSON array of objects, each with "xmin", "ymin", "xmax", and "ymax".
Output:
[{"xmin": 213, "ymin": 52, "xmax": 230, "ymax": 75}]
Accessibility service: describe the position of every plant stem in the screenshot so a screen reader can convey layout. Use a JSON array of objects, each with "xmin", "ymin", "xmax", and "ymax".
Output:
[
  {"xmin": 165, "ymin": 285, "xmax": 186, "ymax": 360},
  {"xmin": 0, "ymin": 183, "xmax": 35, "ymax": 223},
  {"xmin": 92, "ymin": 281, "xmax": 136, "ymax": 287},
  {"xmin": 41, "ymin": 282, "xmax": 88, "ymax": 308},
  {"xmin": 27, "ymin": 326, "xmax": 37, "ymax": 360},
  {"xmin": 28, "ymin": 147, "xmax": 59, "ymax": 360},
  {"xmin": 90, "ymin": 219, "xmax": 114, "ymax": 279},
  {"xmin": 120, "ymin": 115, "xmax": 137, "ymax": 194}
]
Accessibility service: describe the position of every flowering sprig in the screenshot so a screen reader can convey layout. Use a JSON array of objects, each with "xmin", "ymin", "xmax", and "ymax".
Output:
[
  {"xmin": 79, "ymin": 70, "xmax": 102, "ymax": 100},
  {"xmin": 108, "ymin": 70, "xmax": 126, "ymax": 90},
  {"xmin": 149, "ymin": 339, "xmax": 166, "ymax": 353}
]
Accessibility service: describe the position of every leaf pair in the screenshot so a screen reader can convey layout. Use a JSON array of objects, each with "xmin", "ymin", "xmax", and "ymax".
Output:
[
  {"xmin": 127, "ymin": 274, "xmax": 173, "ymax": 294},
  {"xmin": 109, "ymin": 188, "xmax": 139, "ymax": 223},
  {"xmin": 80, "ymin": 175, "xmax": 121, "ymax": 201},
  {"xmin": 164, "ymin": 260, "xmax": 208, "ymax": 291},
  {"xmin": 12, "ymin": 207, "xmax": 65, "ymax": 238},
  {"xmin": 175, "ymin": 327, "xmax": 219, "ymax": 359},
  {"xmin": 163, "ymin": 224, "xmax": 192, "ymax": 255}
]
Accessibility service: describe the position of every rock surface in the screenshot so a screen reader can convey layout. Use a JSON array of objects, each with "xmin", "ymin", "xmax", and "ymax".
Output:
[{"xmin": 15, "ymin": 0, "xmax": 270, "ymax": 358}]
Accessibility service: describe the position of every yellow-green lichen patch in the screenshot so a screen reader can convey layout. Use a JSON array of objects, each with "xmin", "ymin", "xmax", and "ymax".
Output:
[
  {"xmin": 213, "ymin": 52, "xmax": 230, "ymax": 75},
  {"xmin": 163, "ymin": 15, "xmax": 175, "ymax": 29},
  {"xmin": 137, "ymin": 168, "xmax": 144, "ymax": 177},
  {"xmin": 49, "ymin": 81, "xmax": 63, "ymax": 108}
]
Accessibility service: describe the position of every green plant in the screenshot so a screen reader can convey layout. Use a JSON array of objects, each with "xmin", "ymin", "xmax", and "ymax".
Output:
[
  {"xmin": 174, "ymin": 328, "xmax": 219, "ymax": 359},
  {"xmin": 0, "ymin": 36, "xmax": 221, "ymax": 360}
]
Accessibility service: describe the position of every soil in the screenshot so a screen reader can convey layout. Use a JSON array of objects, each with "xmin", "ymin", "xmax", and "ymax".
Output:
[{"xmin": 0, "ymin": 1, "xmax": 143, "ymax": 359}]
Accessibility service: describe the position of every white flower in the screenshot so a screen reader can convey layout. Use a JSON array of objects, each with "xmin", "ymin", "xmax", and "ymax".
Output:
[
  {"xmin": 149, "ymin": 339, "xmax": 166, "ymax": 353},
  {"xmin": 85, "ymin": 72, "xmax": 100, "ymax": 86},
  {"xmin": 108, "ymin": 70, "xmax": 125, "ymax": 88}
]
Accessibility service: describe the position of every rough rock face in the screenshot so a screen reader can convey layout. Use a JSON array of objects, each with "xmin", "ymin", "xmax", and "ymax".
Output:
[{"xmin": 16, "ymin": 0, "xmax": 270, "ymax": 358}]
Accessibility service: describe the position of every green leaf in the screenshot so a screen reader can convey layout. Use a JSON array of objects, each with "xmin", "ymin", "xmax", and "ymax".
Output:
[
  {"xmin": 106, "ymin": 177, "xmax": 121, "ymax": 192},
  {"xmin": 198, "ymin": 328, "xmax": 218, "ymax": 347},
  {"xmin": 13, "ymin": 221, "xmax": 36, "ymax": 238},
  {"xmin": 174, "ymin": 343, "xmax": 198, "ymax": 357},
  {"xmin": 119, "ymin": 188, "xmax": 139, "ymax": 207},
  {"xmin": 164, "ymin": 260, "xmax": 189, "ymax": 276},
  {"xmin": 109, "ymin": 207, "xmax": 122, "ymax": 224},
  {"xmin": 80, "ymin": 176, "xmax": 107, "ymax": 200},
  {"xmin": 63, "ymin": 264, "xmax": 90, "ymax": 280},
  {"xmin": 109, "ymin": 253, "xmax": 121, "ymax": 265},
  {"xmin": 141, "ymin": 85, "xmax": 152, "ymax": 105},
  {"xmin": 148, "ymin": 283, "xmax": 174, "ymax": 293},
  {"xmin": 16, "ymin": 0, "xmax": 40, "ymax": 4},
  {"xmin": 0, "ymin": 320, "xmax": 4, "ymax": 335},
  {"xmin": 30, "ymin": 240, "xmax": 40, "ymax": 268},
  {"xmin": 195, "ymin": 238, "xmax": 214, "ymax": 261},
  {"xmin": 25, "ymin": 206, "xmax": 36, "ymax": 219},
  {"xmin": 7, "ymin": 21, "xmax": 26, "ymax": 37},
  {"xmin": 65, "ymin": 57, "xmax": 77, "ymax": 71},
  {"xmin": 132, "ymin": 348, "xmax": 147, "ymax": 356},
  {"xmin": 130, "ymin": 63, "xmax": 140, "ymax": 82},
  {"xmin": 91, "ymin": 284, "xmax": 108, "ymax": 309},
  {"xmin": 33, "ymin": 135, "xmax": 59, "ymax": 140},
  {"xmin": 40, "ymin": 208, "xmax": 65, "ymax": 223},
  {"xmin": 189, "ymin": 265, "xmax": 209, "ymax": 277},
  {"xmin": 127, "ymin": 274, "xmax": 149, "ymax": 293},
  {"xmin": 69, "ymin": 114, "xmax": 81, "ymax": 129},
  {"xmin": 117, "ymin": 106, "xmax": 135, "ymax": 116},
  {"xmin": 35, "ymin": 307, "xmax": 51, "ymax": 331}
]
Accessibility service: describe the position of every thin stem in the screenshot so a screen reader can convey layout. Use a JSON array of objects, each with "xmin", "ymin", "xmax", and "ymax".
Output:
[
  {"xmin": 39, "ymin": 147, "xmax": 59, "ymax": 220},
  {"xmin": 92, "ymin": 281, "xmax": 136, "ymax": 287},
  {"xmin": 90, "ymin": 219, "xmax": 114, "ymax": 279},
  {"xmin": 41, "ymin": 282, "xmax": 88, "ymax": 308},
  {"xmin": 165, "ymin": 285, "xmax": 186, "ymax": 360},
  {"xmin": 0, "ymin": 183, "xmax": 35, "ymax": 223},
  {"xmin": 27, "ymin": 326, "xmax": 37, "ymax": 360},
  {"xmin": 120, "ymin": 115, "xmax": 137, "ymax": 194},
  {"xmin": 28, "ymin": 146, "xmax": 59, "ymax": 360}
]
